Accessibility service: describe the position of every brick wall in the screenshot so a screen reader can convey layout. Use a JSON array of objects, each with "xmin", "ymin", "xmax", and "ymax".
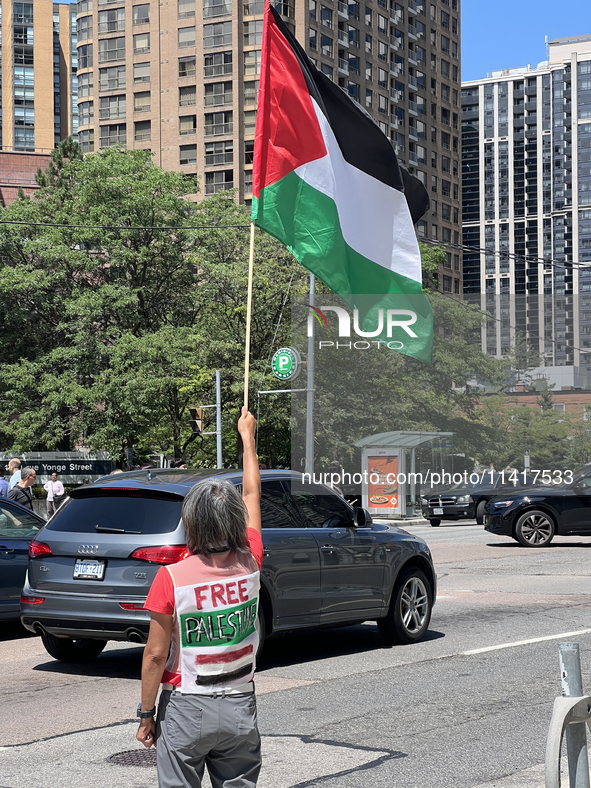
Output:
[{"xmin": 0, "ymin": 151, "xmax": 51, "ymax": 207}]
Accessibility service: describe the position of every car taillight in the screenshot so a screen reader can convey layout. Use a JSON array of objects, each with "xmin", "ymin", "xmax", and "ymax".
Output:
[
  {"xmin": 29, "ymin": 541, "xmax": 52, "ymax": 559},
  {"xmin": 129, "ymin": 545, "xmax": 190, "ymax": 565},
  {"xmin": 119, "ymin": 602, "xmax": 146, "ymax": 610},
  {"xmin": 21, "ymin": 596, "xmax": 45, "ymax": 604}
]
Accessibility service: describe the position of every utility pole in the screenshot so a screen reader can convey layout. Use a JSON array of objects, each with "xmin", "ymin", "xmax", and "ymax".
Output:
[{"xmin": 305, "ymin": 274, "xmax": 315, "ymax": 476}]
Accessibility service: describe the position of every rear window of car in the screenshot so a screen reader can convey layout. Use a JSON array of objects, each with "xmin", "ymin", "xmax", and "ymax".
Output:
[{"xmin": 46, "ymin": 495, "xmax": 183, "ymax": 535}]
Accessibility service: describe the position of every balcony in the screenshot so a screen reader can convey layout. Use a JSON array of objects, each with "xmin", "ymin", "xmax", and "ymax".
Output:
[
  {"xmin": 390, "ymin": 115, "xmax": 399, "ymax": 128},
  {"xmin": 408, "ymin": 99, "xmax": 418, "ymax": 115},
  {"xmin": 525, "ymin": 85, "xmax": 537, "ymax": 96},
  {"xmin": 408, "ymin": 150, "xmax": 418, "ymax": 165},
  {"xmin": 407, "ymin": 24, "xmax": 418, "ymax": 41},
  {"xmin": 338, "ymin": 29, "xmax": 349, "ymax": 46},
  {"xmin": 390, "ymin": 61, "xmax": 402, "ymax": 76},
  {"xmin": 407, "ymin": 50, "xmax": 417, "ymax": 65},
  {"xmin": 390, "ymin": 8, "xmax": 402, "ymax": 23},
  {"xmin": 408, "ymin": 128, "xmax": 418, "ymax": 141},
  {"xmin": 407, "ymin": 74, "xmax": 418, "ymax": 91},
  {"xmin": 337, "ymin": 1, "xmax": 348, "ymax": 17},
  {"xmin": 390, "ymin": 87, "xmax": 401, "ymax": 102},
  {"xmin": 338, "ymin": 57, "xmax": 349, "ymax": 74},
  {"xmin": 407, "ymin": 0, "xmax": 417, "ymax": 15},
  {"xmin": 390, "ymin": 36, "xmax": 400, "ymax": 50}
]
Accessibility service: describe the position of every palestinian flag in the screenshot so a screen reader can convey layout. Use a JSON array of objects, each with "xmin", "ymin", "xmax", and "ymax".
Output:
[{"xmin": 252, "ymin": 4, "xmax": 433, "ymax": 363}]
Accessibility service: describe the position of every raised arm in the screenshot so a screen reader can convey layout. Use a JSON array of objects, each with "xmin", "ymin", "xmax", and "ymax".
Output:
[{"xmin": 238, "ymin": 407, "xmax": 261, "ymax": 537}]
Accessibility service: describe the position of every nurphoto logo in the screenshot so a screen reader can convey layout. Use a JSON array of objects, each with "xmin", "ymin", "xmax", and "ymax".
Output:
[{"xmin": 306, "ymin": 305, "xmax": 419, "ymax": 350}]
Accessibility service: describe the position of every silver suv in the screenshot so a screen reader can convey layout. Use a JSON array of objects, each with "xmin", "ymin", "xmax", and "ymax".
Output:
[{"xmin": 22, "ymin": 469, "xmax": 437, "ymax": 662}]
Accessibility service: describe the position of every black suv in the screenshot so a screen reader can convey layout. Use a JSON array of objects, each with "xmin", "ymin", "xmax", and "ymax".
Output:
[
  {"xmin": 485, "ymin": 464, "xmax": 591, "ymax": 547},
  {"xmin": 22, "ymin": 469, "xmax": 437, "ymax": 661},
  {"xmin": 422, "ymin": 472, "xmax": 542, "ymax": 527}
]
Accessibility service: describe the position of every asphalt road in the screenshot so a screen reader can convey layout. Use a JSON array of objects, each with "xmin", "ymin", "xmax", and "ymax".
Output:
[{"xmin": 1, "ymin": 520, "xmax": 591, "ymax": 788}]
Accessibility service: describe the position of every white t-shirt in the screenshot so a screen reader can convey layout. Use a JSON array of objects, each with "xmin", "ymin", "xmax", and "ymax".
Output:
[{"xmin": 44, "ymin": 480, "xmax": 65, "ymax": 501}]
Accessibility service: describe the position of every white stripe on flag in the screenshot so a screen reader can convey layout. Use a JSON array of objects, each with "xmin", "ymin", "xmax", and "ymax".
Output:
[{"xmin": 294, "ymin": 99, "xmax": 422, "ymax": 285}]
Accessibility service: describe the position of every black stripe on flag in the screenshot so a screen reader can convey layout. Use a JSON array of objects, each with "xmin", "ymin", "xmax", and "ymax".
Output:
[{"xmin": 268, "ymin": 6, "xmax": 429, "ymax": 221}]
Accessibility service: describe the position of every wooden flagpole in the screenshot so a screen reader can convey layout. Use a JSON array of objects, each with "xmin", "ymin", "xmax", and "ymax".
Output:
[{"xmin": 244, "ymin": 221, "xmax": 256, "ymax": 409}]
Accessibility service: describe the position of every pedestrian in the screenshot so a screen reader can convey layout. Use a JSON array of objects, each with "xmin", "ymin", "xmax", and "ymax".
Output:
[
  {"xmin": 8, "ymin": 458, "xmax": 22, "ymax": 490},
  {"xmin": 136, "ymin": 407, "xmax": 263, "ymax": 788},
  {"xmin": 44, "ymin": 472, "xmax": 65, "ymax": 518},
  {"xmin": 7, "ymin": 467, "xmax": 37, "ymax": 510},
  {"xmin": 0, "ymin": 467, "xmax": 9, "ymax": 498},
  {"xmin": 171, "ymin": 459, "xmax": 188, "ymax": 469}
]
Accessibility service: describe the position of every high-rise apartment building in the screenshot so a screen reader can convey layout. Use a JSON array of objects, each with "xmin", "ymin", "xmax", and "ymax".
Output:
[
  {"xmin": 75, "ymin": 0, "xmax": 461, "ymax": 288},
  {"xmin": 462, "ymin": 35, "xmax": 591, "ymax": 376},
  {"xmin": 0, "ymin": 0, "xmax": 79, "ymax": 152}
]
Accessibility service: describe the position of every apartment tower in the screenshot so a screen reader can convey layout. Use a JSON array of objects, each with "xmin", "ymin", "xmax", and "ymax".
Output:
[
  {"xmin": 75, "ymin": 0, "xmax": 462, "ymax": 288},
  {"xmin": 462, "ymin": 35, "xmax": 591, "ymax": 382},
  {"xmin": 0, "ymin": 0, "xmax": 78, "ymax": 152}
]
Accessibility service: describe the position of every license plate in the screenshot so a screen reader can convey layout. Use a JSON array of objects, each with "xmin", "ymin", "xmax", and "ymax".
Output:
[
  {"xmin": 73, "ymin": 559, "xmax": 105, "ymax": 580},
  {"xmin": 433, "ymin": 508, "xmax": 444, "ymax": 515}
]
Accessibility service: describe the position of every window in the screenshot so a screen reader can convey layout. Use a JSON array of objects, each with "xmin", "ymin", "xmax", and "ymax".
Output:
[
  {"xmin": 441, "ymin": 155, "xmax": 450, "ymax": 173},
  {"xmin": 309, "ymin": 0, "xmax": 317, "ymax": 19},
  {"xmin": 14, "ymin": 66, "xmax": 34, "ymax": 86},
  {"xmin": 178, "ymin": 26, "xmax": 195, "ymax": 48},
  {"xmin": 378, "ymin": 94, "xmax": 388, "ymax": 114},
  {"xmin": 205, "ymin": 51, "xmax": 232, "ymax": 76},
  {"xmin": 204, "ymin": 21, "xmax": 232, "ymax": 48},
  {"xmin": 348, "ymin": 81, "xmax": 359, "ymax": 100},
  {"xmin": 441, "ymin": 59, "xmax": 449, "ymax": 78},
  {"xmin": 99, "ymin": 65, "xmax": 126, "ymax": 91},
  {"xmin": 134, "ymin": 90, "xmax": 151, "ymax": 111},
  {"xmin": 99, "ymin": 93, "xmax": 126, "ymax": 119},
  {"xmin": 443, "ymin": 275, "xmax": 452, "ymax": 292},
  {"xmin": 203, "ymin": 0, "xmax": 231, "ymax": 16},
  {"xmin": 309, "ymin": 28, "xmax": 317, "ymax": 50},
  {"xmin": 245, "ymin": 169, "xmax": 253, "ymax": 193},
  {"xmin": 244, "ymin": 20, "xmax": 263, "ymax": 45},
  {"xmin": 365, "ymin": 5, "xmax": 371, "ymax": 25},
  {"xmin": 441, "ymin": 10, "xmax": 449, "ymax": 28},
  {"xmin": 321, "ymin": 34, "xmax": 333, "ymax": 57},
  {"xmin": 78, "ymin": 72, "xmax": 94, "ymax": 97},
  {"xmin": 204, "ymin": 81, "xmax": 232, "ymax": 106},
  {"xmin": 378, "ymin": 68, "xmax": 387, "ymax": 88},
  {"xmin": 297, "ymin": 487, "xmax": 353, "ymax": 529},
  {"xmin": 365, "ymin": 33, "xmax": 372, "ymax": 53},
  {"xmin": 134, "ymin": 119, "xmax": 151, "ymax": 141},
  {"xmin": 133, "ymin": 61, "xmax": 150, "ymax": 82},
  {"xmin": 378, "ymin": 40, "xmax": 387, "ymax": 61},
  {"xmin": 244, "ymin": 80, "xmax": 259, "ymax": 106},
  {"xmin": 179, "ymin": 85, "xmax": 196, "ymax": 106},
  {"xmin": 179, "ymin": 114, "xmax": 197, "ymax": 135},
  {"xmin": 78, "ymin": 15, "xmax": 93, "ymax": 39},
  {"xmin": 79, "ymin": 128, "xmax": 95, "ymax": 153},
  {"xmin": 178, "ymin": 0, "xmax": 195, "ymax": 15},
  {"xmin": 244, "ymin": 49, "xmax": 260, "ymax": 76},
  {"xmin": 79, "ymin": 101, "xmax": 94, "ymax": 125},
  {"xmin": 348, "ymin": 25, "xmax": 360, "ymax": 47},
  {"xmin": 377, "ymin": 13, "xmax": 387, "ymax": 33},
  {"xmin": 205, "ymin": 139, "xmax": 233, "ymax": 165},
  {"xmin": 179, "ymin": 144, "xmax": 197, "ymax": 165},
  {"xmin": 205, "ymin": 170, "xmax": 234, "ymax": 195},
  {"xmin": 133, "ymin": 3, "xmax": 150, "ymax": 23},
  {"xmin": 366, "ymin": 88, "xmax": 372, "ymax": 108},
  {"xmin": 245, "ymin": 139, "xmax": 254, "ymax": 164},
  {"xmin": 98, "ymin": 37, "xmax": 125, "ymax": 62},
  {"xmin": 78, "ymin": 44, "xmax": 93, "ymax": 69},
  {"xmin": 320, "ymin": 63, "xmax": 333, "ymax": 78},
  {"xmin": 78, "ymin": 0, "xmax": 93, "ymax": 11},
  {"xmin": 365, "ymin": 61, "xmax": 372, "ymax": 81},
  {"xmin": 204, "ymin": 110, "xmax": 233, "ymax": 135},
  {"xmin": 179, "ymin": 56, "xmax": 197, "ymax": 77},
  {"xmin": 99, "ymin": 123, "xmax": 126, "ymax": 147},
  {"xmin": 321, "ymin": 5, "xmax": 333, "ymax": 27},
  {"xmin": 98, "ymin": 8, "xmax": 124, "ymax": 33},
  {"xmin": 244, "ymin": 109, "xmax": 256, "ymax": 134}
]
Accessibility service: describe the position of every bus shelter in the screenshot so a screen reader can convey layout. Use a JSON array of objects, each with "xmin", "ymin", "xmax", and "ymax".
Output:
[{"xmin": 353, "ymin": 431, "xmax": 454, "ymax": 517}]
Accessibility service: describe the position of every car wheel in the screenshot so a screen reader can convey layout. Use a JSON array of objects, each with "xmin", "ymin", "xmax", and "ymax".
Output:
[
  {"xmin": 475, "ymin": 500, "xmax": 486, "ymax": 525},
  {"xmin": 514, "ymin": 510, "xmax": 555, "ymax": 548},
  {"xmin": 378, "ymin": 567, "xmax": 432, "ymax": 645},
  {"xmin": 429, "ymin": 519, "xmax": 441, "ymax": 527},
  {"xmin": 40, "ymin": 632, "xmax": 107, "ymax": 663}
]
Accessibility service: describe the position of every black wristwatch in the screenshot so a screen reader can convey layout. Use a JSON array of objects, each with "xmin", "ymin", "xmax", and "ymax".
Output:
[{"xmin": 137, "ymin": 703, "xmax": 156, "ymax": 719}]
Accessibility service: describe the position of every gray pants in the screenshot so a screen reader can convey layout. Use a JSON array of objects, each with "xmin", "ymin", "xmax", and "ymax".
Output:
[{"xmin": 156, "ymin": 689, "xmax": 261, "ymax": 788}]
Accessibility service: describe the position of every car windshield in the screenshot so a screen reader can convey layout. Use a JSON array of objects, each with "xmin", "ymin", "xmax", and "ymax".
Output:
[{"xmin": 46, "ymin": 495, "xmax": 183, "ymax": 534}]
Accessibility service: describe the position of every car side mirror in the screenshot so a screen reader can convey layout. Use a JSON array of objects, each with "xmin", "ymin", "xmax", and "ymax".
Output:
[
  {"xmin": 574, "ymin": 480, "xmax": 589, "ymax": 490},
  {"xmin": 354, "ymin": 507, "xmax": 372, "ymax": 527}
]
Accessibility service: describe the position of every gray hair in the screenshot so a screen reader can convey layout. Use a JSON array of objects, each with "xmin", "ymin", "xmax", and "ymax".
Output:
[
  {"xmin": 182, "ymin": 479, "xmax": 250, "ymax": 557},
  {"xmin": 21, "ymin": 467, "xmax": 36, "ymax": 481}
]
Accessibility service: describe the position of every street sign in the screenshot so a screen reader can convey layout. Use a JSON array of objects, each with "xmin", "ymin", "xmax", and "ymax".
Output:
[{"xmin": 271, "ymin": 347, "xmax": 302, "ymax": 381}]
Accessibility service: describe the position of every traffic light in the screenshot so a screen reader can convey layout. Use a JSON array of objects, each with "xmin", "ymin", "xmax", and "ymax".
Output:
[{"xmin": 189, "ymin": 407, "xmax": 204, "ymax": 435}]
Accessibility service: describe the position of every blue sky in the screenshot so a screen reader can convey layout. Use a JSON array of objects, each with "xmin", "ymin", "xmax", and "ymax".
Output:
[{"xmin": 462, "ymin": 0, "xmax": 591, "ymax": 82}]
